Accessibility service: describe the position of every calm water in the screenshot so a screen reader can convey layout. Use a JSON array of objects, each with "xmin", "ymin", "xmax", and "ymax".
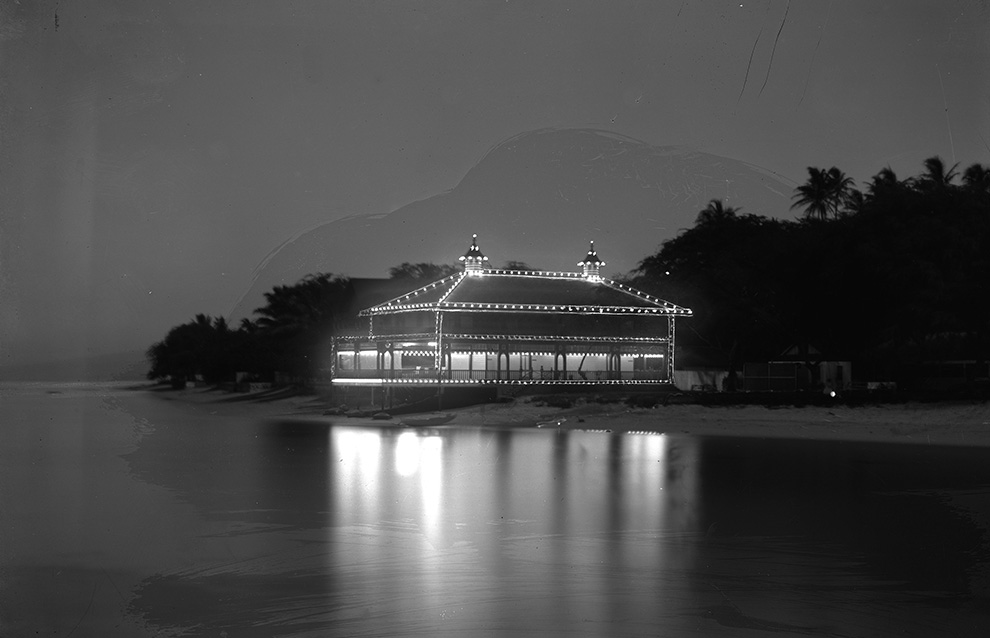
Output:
[{"xmin": 2, "ymin": 383, "xmax": 989, "ymax": 636}]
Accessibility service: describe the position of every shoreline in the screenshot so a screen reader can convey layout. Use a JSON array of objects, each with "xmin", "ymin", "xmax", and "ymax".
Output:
[{"xmin": 137, "ymin": 383, "xmax": 990, "ymax": 448}]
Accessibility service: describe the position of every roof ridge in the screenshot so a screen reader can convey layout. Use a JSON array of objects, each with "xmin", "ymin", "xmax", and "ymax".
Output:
[{"xmin": 483, "ymin": 268, "xmax": 585, "ymax": 278}]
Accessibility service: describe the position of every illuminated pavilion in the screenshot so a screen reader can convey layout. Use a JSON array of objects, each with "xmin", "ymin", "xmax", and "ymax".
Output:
[{"xmin": 331, "ymin": 235, "xmax": 692, "ymax": 389}]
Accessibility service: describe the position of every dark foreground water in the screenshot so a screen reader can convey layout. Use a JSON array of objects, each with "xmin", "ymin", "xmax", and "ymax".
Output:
[{"xmin": 2, "ymin": 383, "xmax": 989, "ymax": 636}]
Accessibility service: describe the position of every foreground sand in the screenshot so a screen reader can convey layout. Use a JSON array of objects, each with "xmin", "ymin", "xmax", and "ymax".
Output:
[{"xmin": 150, "ymin": 385, "xmax": 990, "ymax": 447}]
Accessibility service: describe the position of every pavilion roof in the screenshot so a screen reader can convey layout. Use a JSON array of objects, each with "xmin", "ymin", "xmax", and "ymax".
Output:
[{"xmin": 359, "ymin": 269, "xmax": 692, "ymax": 317}]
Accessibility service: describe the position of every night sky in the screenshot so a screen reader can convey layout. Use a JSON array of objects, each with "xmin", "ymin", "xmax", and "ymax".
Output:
[{"xmin": 1, "ymin": 0, "xmax": 987, "ymax": 370}]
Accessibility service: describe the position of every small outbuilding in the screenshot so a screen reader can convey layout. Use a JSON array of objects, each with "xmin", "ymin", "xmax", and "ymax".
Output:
[{"xmin": 743, "ymin": 344, "xmax": 852, "ymax": 393}]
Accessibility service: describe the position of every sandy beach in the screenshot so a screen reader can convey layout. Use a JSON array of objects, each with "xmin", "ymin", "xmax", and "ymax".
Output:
[{"xmin": 152, "ymin": 385, "xmax": 990, "ymax": 447}]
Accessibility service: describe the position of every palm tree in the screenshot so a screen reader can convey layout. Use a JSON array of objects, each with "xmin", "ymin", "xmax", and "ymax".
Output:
[
  {"xmin": 253, "ymin": 273, "xmax": 354, "ymax": 379},
  {"xmin": 146, "ymin": 340, "xmax": 170, "ymax": 382},
  {"xmin": 959, "ymin": 162, "xmax": 990, "ymax": 215},
  {"xmin": 962, "ymin": 163, "xmax": 990, "ymax": 193},
  {"xmin": 791, "ymin": 166, "xmax": 857, "ymax": 220},
  {"xmin": 867, "ymin": 167, "xmax": 902, "ymax": 198},
  {"xmin": 916, "ymin": 156, "xmax": 959, "ymax": 192},
  {"xmin": 827, "ymin": 167, "xmax": 858, "ymax": 215},
  {"xmin": 792, "ymin": 167, "xmax": 832, "ymax": 220},
  {"xmin": 144, "ymin": 315, "xmax": 219, "ymax": 385},
  {"xmin": 695, "ymin": 199, "xmax": 739, "ymax": 225},
  {"xmin": 254, "ymin": 274, "xmax": 350, "ymax": 334},
  {"xmin": 860, "ymin": 167, "xmax": 914, "ymax": 219},
  {"xmin": 239, "ymin": 317, "xmax": 258, "ymax": 333},
  {"xmin": 843, "ymin": 189, "xmax": 865, "ymax": 216}
]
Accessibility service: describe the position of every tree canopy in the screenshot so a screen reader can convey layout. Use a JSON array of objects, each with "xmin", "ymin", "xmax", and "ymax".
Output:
[
  {"xmin": 790, "ymin": 166, "xmax": 856, "ymax": 220},
  {"xmin": 633, "ymin": 157, "xmax": 990, "ymax": 388},
  {"xmin": 388, "ymin": 262, "xmax": 459, "ymax": 280},
  {"xmin": 147, "ymin": 273, "xmax": 356, "ymax": 384}
]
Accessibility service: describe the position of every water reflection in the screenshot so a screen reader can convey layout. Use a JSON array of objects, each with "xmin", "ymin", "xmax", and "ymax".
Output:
[
  {"xmin": 334, "ymin": 428, "xmax": 380, "ymax": 524},
  {"xmin": 258, "ymin": 420, "xmax": 332, "ymax": 527},
  {"xmin": 304, "ymin": 426, "xmax": 708, "ymax": 633},
  {"xmin": 128, "ymin": 418, "xmax": 990, "ymax": 637},
  {"xmin": 327, "ymin": 427, "xmax": 703, "ymax": 539}
]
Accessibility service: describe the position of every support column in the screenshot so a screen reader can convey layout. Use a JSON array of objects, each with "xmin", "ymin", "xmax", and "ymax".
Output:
[
  {"xmin": 498, "ymin": 341, "xmax": 510, "ymax": 381},
  {"xmin": 435, "ymin": 311, "xmax": 444, "ymax": 382},
  {"xmin": 667, "ymin": 317, "xmax": 675, "ymax": 382},
  {"xmin": 435, "ymin": 311, "xmax": 445, "ymax": 409},
  {"xmin": 554, "ymin": 345, "xmax": 568, "ymax": 380}
]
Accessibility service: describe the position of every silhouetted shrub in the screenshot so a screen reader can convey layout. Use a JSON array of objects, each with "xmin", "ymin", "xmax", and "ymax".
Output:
[
  {"xmin": 530, "ymin": 395, "xmax": 575, "ymax": 409},
  {"xmin": 626, "ymin": 394, "xmax": 660, "ymax": 408}
]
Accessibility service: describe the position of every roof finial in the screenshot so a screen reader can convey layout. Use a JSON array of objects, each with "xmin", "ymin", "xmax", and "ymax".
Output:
[
  {"xmin": 578, "ymin": 240, "xmax": 604, "ymax": 278},
  {"xmin": 459, "ymin": 233, "xmax": 489, "ymax": 274}
]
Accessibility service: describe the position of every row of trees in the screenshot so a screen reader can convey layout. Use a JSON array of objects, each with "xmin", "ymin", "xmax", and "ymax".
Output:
[
  {"xmin": 149, "ymin": 156, "xmax": 988, "ymax": 391},
  {"xmin": 146, "ymin": 264, "xmax": 478, "ymax": 386},
  {"xmin": 790, "ymin": 158, "xmax": 989, "ymax": 221},
  {"xmin": 146, "ymin": 274, "xmax": 355, "ymax": 386},
  {"xmin": 632, "ymin": 157, "xmax": 990, "ymax": 388}
]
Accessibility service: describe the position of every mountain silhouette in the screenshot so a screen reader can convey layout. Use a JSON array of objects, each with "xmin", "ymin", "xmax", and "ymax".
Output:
[{"xmin": 229, "ymin": 127, "xmax": 795, "ymax": 320}]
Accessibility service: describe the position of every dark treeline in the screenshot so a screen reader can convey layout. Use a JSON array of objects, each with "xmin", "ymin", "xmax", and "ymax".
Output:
[
  {"xmin": 147, "ymin": 263, "xmax": 459, "ymax": 387},
  {"xmin": 148, "ymin": 157, "xmax": 989, "ymax": 393},
  {"xmin": 147, "ymin": 274, "xmax": 351, "ymax": 387},
  {"xmin": 631, "ymin": 157, "xmax": 990, "ymax": 391}
]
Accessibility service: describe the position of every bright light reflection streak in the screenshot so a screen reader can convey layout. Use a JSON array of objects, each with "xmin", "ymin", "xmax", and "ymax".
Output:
[
  {"xmin": 395, "ymin": 431, "xmax": 420, "ymax": 477},
  {"xmin": 419, "ymin": 436, "xmax": 444, "ymax": 543},
  {"xmin": 615, "ymin": 431, "xmax": 671, "ymax": 623},
  {"xmin": 644, "ymin": 433, "xmax": 666, "ymax": 530},
  {"xmin": 392, "ymin": 432, "xmax": 445, "ymax": 542},
  {"xmin": 625, "ymin": 432, "xmax": 667, "ymax": 530},
  {"xmin": 335, "ymin": 429, "xmax": 382, "ymax": 523}
]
